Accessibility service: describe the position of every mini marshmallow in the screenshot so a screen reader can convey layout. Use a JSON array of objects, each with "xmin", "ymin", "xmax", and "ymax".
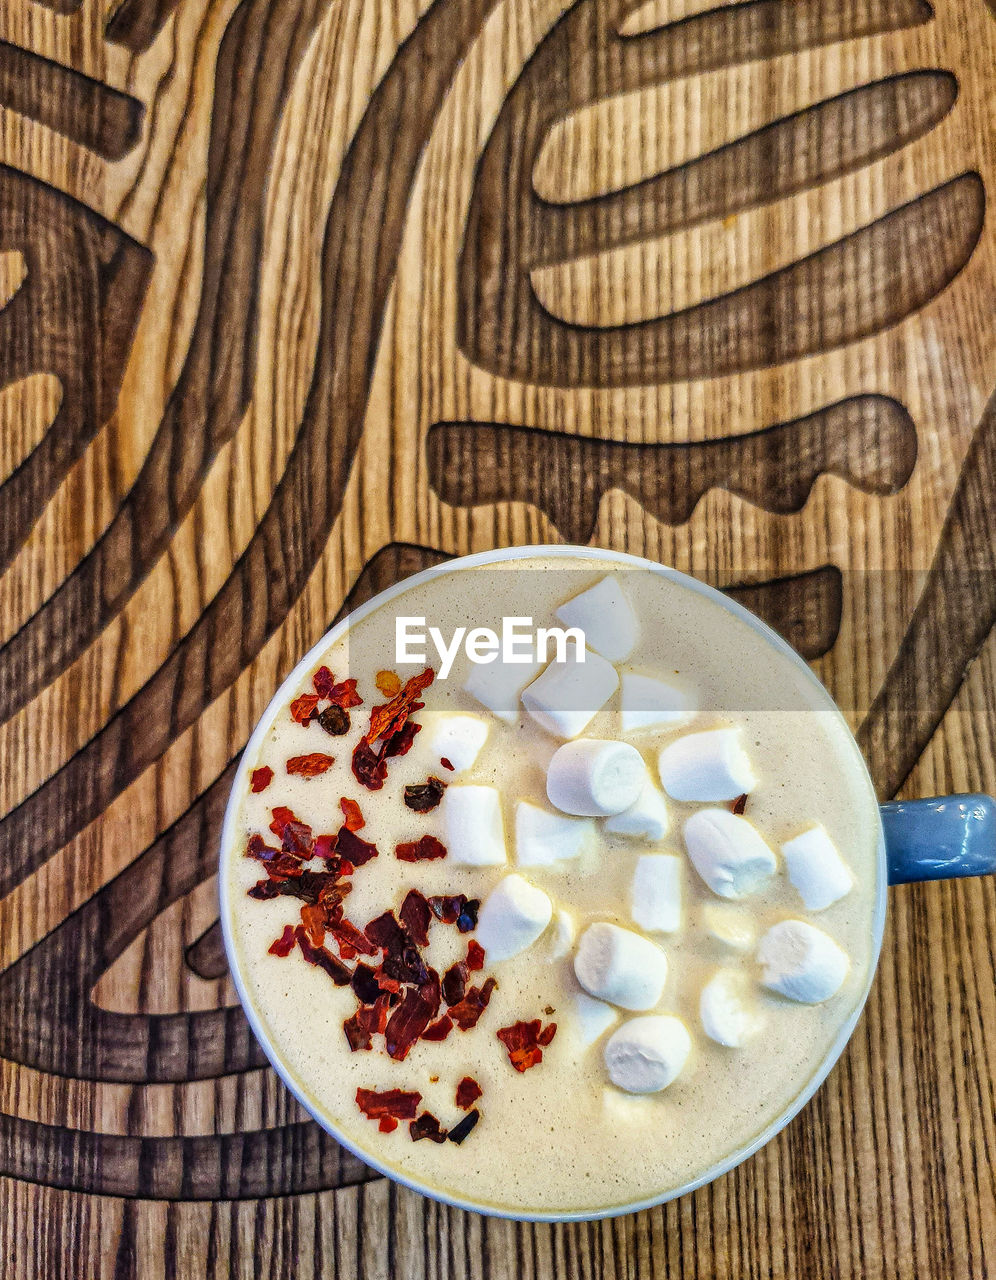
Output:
[
  {"xmin": 603, "ymin": 1015, "xmax": 691, "ymax": 1093},
  {"xmin": 521, "ymin": 650, "xmax": 619, "ymax": 739},
  {"xmin": 781, "ymin": 826, "xmax": 854, "ymax": 911},
  {"xmin": 757, "ymin": 920, "xmax": 850, "ymax": 1003},
  {"xmin": 574, "ymin": 922, "xmax": 669, "ymax": 1011},
  {"xmin": 422, "ymin": 713, "xmax": 489, "ymax": 774},
  {"xmin": 555, "ymin": 575, "xmax": 639, "ymax": 663},
  {"xmin": 630, "ymin": 855, "xmax": 682, "ymax": 933},
  {"xmin": 657, "ymin": 727, "xmax": 757, "ymax": 802},
  {"xmin": 573, "ymin": 992, "xmax": 619, "ymax": 1047},
  {"xmin": 441, "ymin": 785, "xmax": 507, "ymax": 865},
  {"xmin": 474, "ymin": 873, "xmax": 553, "ymax": 962},
  {"xmin": 604, "ymin": 776, "xmax": 670, "ymax": 840},
  {"xmin": 546, "ymin": 739, "xmax": 646, "ymax": 817},
  {"xmin": 684, "ymin": 809, "xmax": 776, "ymax": 899},
  {"xmin": 464, "ymin": 655, "xmax": 542, "ymax": 723},
  {"xmin": 621, "ymin": 673, "xmax": 697, "ymax": 734},
  {"xmin": 515, "ymin": 801, "xmax": 593, "ymax": 867},
  {"xmin": 546, "ymin": 908, "xmax": 576, "ymax": 960},
  {"xmin": 699, "ymin": 970, "xmax": 761, "ymax": 1047},
  {"xmin": 701, "ymin": 903, "xmax": 757, "ymax": 951}
]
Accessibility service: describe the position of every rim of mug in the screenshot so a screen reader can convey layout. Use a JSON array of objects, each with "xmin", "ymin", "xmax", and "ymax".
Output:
[{"xmin": 219, "ymin": 543, "xmax": 889, "ymax": 1222}]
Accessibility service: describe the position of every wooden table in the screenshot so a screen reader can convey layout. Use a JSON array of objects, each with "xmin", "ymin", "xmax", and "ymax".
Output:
[{"xmin": 1, "ymin": 0, "xmax": 994, "ymax": 1274}]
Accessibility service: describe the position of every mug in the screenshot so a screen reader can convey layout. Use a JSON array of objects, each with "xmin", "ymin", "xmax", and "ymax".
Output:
[{"xmin": 220, "ymin": 544, "xmax": 996, "ymax": 1220}]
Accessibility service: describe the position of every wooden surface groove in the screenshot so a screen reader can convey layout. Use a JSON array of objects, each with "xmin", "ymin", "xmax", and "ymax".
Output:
[{"xmin": 0, "ymin": 0, "xmax": 994, "ymax": 1272}]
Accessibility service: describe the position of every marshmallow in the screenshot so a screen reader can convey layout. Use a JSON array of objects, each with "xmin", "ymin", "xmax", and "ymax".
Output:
[
  {"xmin": 574, "ymin": 922, "xmax": 668, "ymax": 1010},
  {"xmin": 630, "ymin": 855, "xmax": 682, "ymax": 933},
  {"xmin": 521, "ymin": 650, "xmax": 619, "ymax": 739},
  {"xmin": 421, "ymin": 713, "xmax": 489, "ymax": 774},
  {"xmin": 701, "ymin": 903, "xmax": 757, "ymax": 951},
  {"xmin": 684, "ymin": 809, "xmax": 776, "ymax": 899},
  {"xmin": 657, "ymin": 727, "xmax": 757, "ymax": 802},
  {"xmin": 474, "ymin": 873, "xmax": 553, "ymax": 962},
  {"xmin": 621, "ymin": 673, "xmax": 697, "ymax": 734},
  {"xmin": 603, "ymin": 1015, "xmax": 691, "ymax": 1093},
  {"xmin": 604, "ymin": 776, "xmax": 670, "ymax": 840},
  {"xmin": 757, "ymin": 920, "xmax": 850, "ymax": 1003},
  {"xmin": 781, "ymin": 826, "xmax": 854, "ymax": 911},
  {"xmin": 699, "ymin": 970, "xmax": 761, "ymax": 1047},
  {"xmin": 546, "ymin": 739, "xmax": 646, "ymax": 817},
  {"xmin": 515, "ymin": 801, "xmax": 593, "ymax": 867},
  {"xmin": 573, "ymin": 992, "xmax": 620, "ymax": 1047},
  {"xmin": 555, "ymin": 574, "xmax": 638, "ymax": 663},
  {"xmin": 546, "ymin": 908, "xmax": 576, "ymax": 960},
  {"xmin": 441, "ymin": 785, "xmax": 507, "ymax": 865},
  {"xmin": 464, "ymin": 655, "xmax": 542, "ymax": 723}
]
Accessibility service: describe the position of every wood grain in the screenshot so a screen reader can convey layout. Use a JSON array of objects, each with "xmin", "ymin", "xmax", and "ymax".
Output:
[{"xmin": 0, "ymin": 0, "xmax": 994, "ymax": 1274}]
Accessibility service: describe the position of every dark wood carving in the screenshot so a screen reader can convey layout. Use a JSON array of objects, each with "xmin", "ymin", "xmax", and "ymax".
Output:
[{"xmin": 427, "ymin": 397, "xmax": 917, "ymax": 542}]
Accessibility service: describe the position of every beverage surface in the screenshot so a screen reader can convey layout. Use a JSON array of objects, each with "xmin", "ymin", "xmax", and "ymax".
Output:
[{"xmin": 222, "ymin": 553, "xmax": 881, "ymax": 1215}]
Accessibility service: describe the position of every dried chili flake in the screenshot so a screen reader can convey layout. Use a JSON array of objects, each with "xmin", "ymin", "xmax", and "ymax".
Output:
[
  {"xmin": 375, "ymin": 670, "xmax": 402, "ymax": 697},
  {"xmin": 269, "ymin": 807, "xmax": 313, "ymax": 857},
  {"xmin": 344, "ymin": 995, "xmax": 390, "ymax": 1051},
  {"xmin": 248, "ymin": 879, "xmax": 281, "ymax": 900},
  {"xmin": 455, "ymin": 1077, "xmax": 482, "ymax": 1110},
  {"xmin": 262, "ymin": 852, "xmax": 307, "ymax": 882},
  {"xmin": 356, "ymin": 1088, "xmax": 421, "ymax": 1122},
  {"xmin": 299, "ymin": 902, "xmax": 327, "ymax": 947},
  {"xmin": 313, "ymin": 834, "xmax": 338, "ymax": 862},
  {"xmin": 331, "ymin": 679, "xmax": 363, "ymax": 709},
  {"xmin": 351, "ymin": 737, "xmax": 388, "ymax": 790},
  {"xmin": 399, "ymin": 889, "xmax": 432, "ymax": 946},
  {"xmin": 427, "ymin": 894, "xmax": 469, "ymax": 925},
  {"xmin": 466, "ymin": 940, "xmax": 485, "ymax": 972},
  {"xmin": 267, "ymin": 925, "xmax": 296, "ymax": 957},
  {"xmin": 290, "ymin": 692, "xmax": 320, "ymax": 725},
  {"xmin": 731, "ymin": 793, "xmax": 748, "ymax": 815},
  {"xmin": 378, "ymin": 1116, "xmax": 398, "ymax": 1133},
  {"xmin": 439, "ymin": 757, "xmax": 454, "ymax": 772},
  {"xmin": 286, "ymin": 752, "xmax": 335, "ymax": 778},
  {"xmin": 351, "ymin": 963, "xmax": 381, "ymax": 1005},
  {"xmin": 385, "ymin": 971, "xmax": 441, "ymax": 1061},
  {"xmin": 340, "ymin": 797, "xmax": 365, "ymax": 831},
  {"xmin": 318, "ymin": 704, "xmax": 351, "ymax": 737},
  {"xmin": 455, "ymin": 899, "xmax": 479, "ymax": 933},
  {"xmin": 496, "ymin": 1019, "xmax": 557, "ymax": 1072},
  {"xmin": 294, "ymin": 925, "xmax": 352, "ymax": 985},
  {"xmin": 364, "ymin": 911, "xmax": 406, "ymax": 953},
  {"xmin": 382, "ymin": 942, "xmax": 430, "ymax": 987},
  {"xmin": 367, "ymin": 668, "xmax": 434, "ymax": 745},
  {"xmin": 403, "ymin": 777, "xmax": 446, "ymax": 813},
  {"xmin": 336, "ymin": 826, "xmax": 379, "ymax": 867},
  {"xmin": 447, "ymin": 1110, "xmax": 480, "ymax": 1145},
  {"xmin": 441, "ymin": 962, "xmax": 467, "ymax": 1007},
  {"xmin": 422, "ymin": 1015, "xmax": 453, "ymax": 1042},
  {"xmin": 383, "ymin": 720, "xmax": 421, "ymax": 758},
  {"xmin": 409, "ymin": 1112, "xmax": 447, "ymax": 1143},
  {"xmin": 395, "ymin": 834, "xmax": 447, "ymax": 863},
  {"xmin": 312, "ymin": 666, "xmax": 336, "ymax": 698},
  {"xmin": 448, "ymin": 978, "xmax": 498, "ymax": 1032},
  {"xmin": 328, "ymin": 917, "xmax": 378, "ymax": 957},
  {"xmin": 250, "ymin": 766, "xmax": 273, "ymax": 793},
  {"xmin": 246, "ymin": 833, "xmax": 281, "ymax": 861}
]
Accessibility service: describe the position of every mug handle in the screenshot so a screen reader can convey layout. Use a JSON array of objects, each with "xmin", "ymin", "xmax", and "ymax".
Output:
[{"xmin": 880, "ymin": 794, "xmax": 996, "ymax": 884}]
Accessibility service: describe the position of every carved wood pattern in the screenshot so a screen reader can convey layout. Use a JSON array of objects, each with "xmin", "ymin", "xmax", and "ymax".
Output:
[{"xmin": 0, "ymin": 0, "xmax": 994, "ymax": 1273}]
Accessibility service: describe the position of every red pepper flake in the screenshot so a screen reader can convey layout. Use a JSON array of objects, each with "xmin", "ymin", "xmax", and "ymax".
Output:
[
  {"xmin": 403, "ymin": 777, "xmax": 446, "ymax": 813},
  {"xmin": 246, "ymin": 833, "xmax": 281, "ymax": 861},
  {"xmin": 344, "ymin": 995, "xmax": 391, "ymax": 1051},
  {"xmin": 286, "ymin": 752, "xmax": 335, "ymax": 778},
  {"xmin": 448, "ymin": 978, "xmax": 498, "ymax": 1032},
  {"xmin": 336, "ymin": 825, "xmax": 379, "ymax": 866},
  {"xmin": 396, "ymin": 834, "xmax": 448, "ymax": 863},
  {"xmin": 399, "ymin": 889, "xmax": 431, "ymax": 946},
  {"xmin": 385, "ymin": 971, "xmax": 441, "ymax": 1061},
  {"xmin": 427, "ymin": 894, "xmax": 476, "ymax": 926},
  {"xmin": 378, "ymin": 1116, "xmax": 398, "ymax": 1133},
  {"xmin": 441, "ymin": 962, "xmax": 467, "ymax": 1007},
  {"xmin": 383, "ymin": 719, "xmax": 421, "ymax": 758},
  {"xmin": 440, "ymin": 757, "xmax": 455, "ymax": 772},
  {"xmin": 267, "ymin": 925, "xmax": 296, "ymax": 957},
  {"xmin": 290, "ymin": 692, "xmax": 320, "ymax": 725},
  {"xmin": 313, "ymin": 666, "xmax": 336, "ymax": 697},
  {"xmin": 409, "ymin": 1112, "xmax": 447, "ymax": 1143},
  {"xmin": 299, "ymin": 902, "xmax": 327, "ymax": 947},
  {"xmin": 376, "ymin": 670, "xmax": 402, "ymax": 697},
  {"xmin": 250, "ymin": 766, "xmax": 274, "ymax": 793},
  {"xmin": 340, "ymin": 797, "xmax": 365, "ymax": 831},
  {"xmin": 496, "ymin": 1019, "xmax": 558, "ymax": 1073},
  {"xmin": 422, "ymin": 1015, "xmax": 453, "ymax": 1042},
  {"xmin": 294, "ymin": 925, "xmax": 352, "ymax": 985},
  {"xmin": 356, "ymin": 1087, "xmax": 421, "ymax": 1122},
  {"xmin": 327, "ymin": 916, "xmax": 378, "ymax": 957},
  {"xmin": 466, "ymin": 940, "xmax": 485, "ymax": 971},
  {"xmin": 364, "ymin": 910, "xmax": 406, "ymax": 952},
  {"xmin": 313, "ymin": 833, "xmax": 338, "ymax": 861},
  {"xmin": 367, "ymin": 668, "xmax": 434, "ymax": 745},
  {"xmin": 351, "ymin": 737, "xmax": 388, "ymax": 790},
  {"xmin": 268, "ymin": 807, "xmax": 314, "ymax": 857},
  {"xmin": 328, "ymin": 677, "xmax": 363, "ymax": 709},
  {"xmin": 447, "ymin": 1109, "xmax": 480, "ymax": 1145},
  {"xmin": 455, "ymin": 1077, "xmax": 483, "ymax": 1110},
  {"xmin": 731, "ymin": 793, "xmax": 748, "ymax": 815}
]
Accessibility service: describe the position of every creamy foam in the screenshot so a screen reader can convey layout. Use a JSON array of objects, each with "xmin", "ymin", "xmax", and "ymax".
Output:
[{"xmin": 222, "ymin": 554, "xmax": 881, "ymax": 1215}]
